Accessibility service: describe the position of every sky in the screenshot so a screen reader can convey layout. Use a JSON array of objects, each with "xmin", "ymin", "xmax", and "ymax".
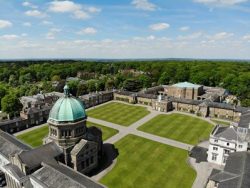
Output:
[{"xmin": 0, "ymin": 0, "xmax": 250, "ymax": 59}]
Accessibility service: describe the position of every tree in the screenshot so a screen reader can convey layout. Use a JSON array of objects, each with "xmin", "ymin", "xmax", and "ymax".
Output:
[
  {"xmin": 0, "ymin": 85, "xmax": 7, "ymax": 110},
  {"xmin": 1, "ymin": 93, "xmax": 22, "ymax": 117},
  {"xmin": 105, "ymin": 79, "xmax": 115, "ymax": 90},
  {"xmin": 67, "ymin": 80, "xmax": 79, "ymax": 96},
  {"xmin": 123, "ymin": 79, "xmax": 141, "ymax": 92},
  {"xmin": 138, "ymin": 75, "xmax": 151, "ymax": 88},
  {"xmin": 87, "ymin": 80, "xmax": 98, "ymax": 93},
  {"xmin": 77, "ymin": 82, "xmax": 88, "ymax": 96},
  {"xmin": 96, "ymin": 80, "xmax": 105, "ymax": 91},
  {"xmin": 51, "ymin": 75, "xmax": 61, "ymax": 82}
]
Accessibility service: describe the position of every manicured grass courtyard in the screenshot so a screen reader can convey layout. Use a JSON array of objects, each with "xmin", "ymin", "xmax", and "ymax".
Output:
[
  {"xmin": 100, "ymin": 135, "xmax": 196, "ymax": 188},
  {"xmin": 87, "ymin": 102, "xmax": 150, "ymax": 126},
  {"xmin": 87, "ymin": 122, "xmax": 119, "ymax": 141},
  {"xmin": 16, "ymin": 122, "xmax": 118, "ymax": 148},
  {"xmin": 16, "ymin": 125, "xmax": 49, "ymax": 148},
  {"xmin": 138, "ymin": 113, "xmax": 214, "ymax": 145}
]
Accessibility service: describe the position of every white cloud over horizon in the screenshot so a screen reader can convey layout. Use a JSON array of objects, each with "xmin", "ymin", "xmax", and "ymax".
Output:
[
  {"xmin": 0, "ymin": 20, "xmax": 12, "ymax": 29},
  {"xmin": 131, "ymin": 0, "xmax": 157, "ymax": 11},
  {"xmin": 25, "ymin": 10, "xmax": 47, "ymax": 18},
  {"xmin": 0, "ymin": 34, "xmax": 19, "ymax": 40},
  {"xmin": 1, "ymin": 32, "xmax": 250, "ymax": 59},
  {"xmin": 194, "ymin": 0, "xmax": 248, "ymax": 6},
  {"xmin": 149, "ymin": 23, "xmax": 170, "ymax": 31},
  {"xmin": 48, "ymin": 1, "xmax": 100, "ymax": 20},
  {"xmin": 77, "ymin": 27, "xmax": 97, "ymax": 35},
  {"xmin": 22, "ymin": 1, "xmax": 38, "ymax": 9}
]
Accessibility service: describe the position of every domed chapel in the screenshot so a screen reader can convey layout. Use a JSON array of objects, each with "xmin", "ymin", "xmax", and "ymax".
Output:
[{"xmin": 44, "ymin": 85, "xmax": 103, "ymax": 174}]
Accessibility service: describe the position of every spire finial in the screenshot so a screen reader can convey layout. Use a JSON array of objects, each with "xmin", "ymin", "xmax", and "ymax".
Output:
[{"xmin": 64, "ymin": 85, "xmax": 70, "ymax": 97}]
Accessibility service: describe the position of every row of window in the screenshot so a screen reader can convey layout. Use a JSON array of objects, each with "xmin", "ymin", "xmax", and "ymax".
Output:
[{"xmin": 80, "ymin": 156, "xmax": 95, "ymax": 169}]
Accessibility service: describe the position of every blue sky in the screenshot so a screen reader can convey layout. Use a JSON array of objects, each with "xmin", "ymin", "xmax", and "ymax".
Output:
[{"xmin": 0, "ymin": 0, "xmax": 250, "ymax": 59}]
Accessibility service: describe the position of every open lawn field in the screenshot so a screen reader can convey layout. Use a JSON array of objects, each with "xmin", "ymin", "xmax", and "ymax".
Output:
[
  {"xmin": 16, "ymin": 125, "xmax": 49, "ymax": 148},
  {"xmin": 16, "ymin": 122, "xmax": 118, "ymax": 148},
  {"xmin": 87, "ymin": 102, "xmax": 150, "ymax": 126},
  {"xmin": 100, "ymin": 134, "xmax": 196, "ymax": 188},
  {"xmin": 138, "ymin": 114, "xmax": 214, "ymax": 145},
  {"xmin": 87, "ymin": 122, "xmax": 119, "ymax": 141}
]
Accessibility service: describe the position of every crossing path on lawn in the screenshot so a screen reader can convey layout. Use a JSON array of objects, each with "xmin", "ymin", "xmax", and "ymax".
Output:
[{"xmin": 88, "ymin": 111, "xmax": 194, "ymax": 151}]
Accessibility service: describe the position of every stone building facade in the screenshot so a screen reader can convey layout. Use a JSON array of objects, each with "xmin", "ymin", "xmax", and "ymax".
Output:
[
  {"xmin": 114, "ymin": 91, "xmax": 137, "ymax": 104},
  {"xmin": 0, "ymin": 85, "xmax": 105, "ymax": 188},
  {"xmin": 79, "ymin": 91, "xmax": 113, "ymax": 108},
  {"xmin": 165, "ymin": 82, "xmax": 204, "ymax": 100}
]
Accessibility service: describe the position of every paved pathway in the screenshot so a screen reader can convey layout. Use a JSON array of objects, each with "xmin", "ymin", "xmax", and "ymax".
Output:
[
  {"xmin": 88, "ymin": 115, "xmax": 193, "ymax": 151},
  {"xmin": 12, "ymin": 100, "xmax": 217, "ymax": 186},
  {"xmin": 88, "ymin": 101, "xmax": 219, "ymax": 185},
  {"xmin": 189, "ymin": 157, "xmax": 223, "ymax": 188}
]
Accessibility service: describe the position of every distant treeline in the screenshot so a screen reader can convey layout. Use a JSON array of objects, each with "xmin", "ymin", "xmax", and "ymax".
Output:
[{"xmin": 0, "ymin": 60, "xmax": 249, "ymax": 116}]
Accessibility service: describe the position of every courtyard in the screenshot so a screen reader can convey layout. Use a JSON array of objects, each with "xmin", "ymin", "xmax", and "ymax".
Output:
[
  {"xmin": 100, "ymin": 134, "xmax": 196, "ymax": 188},
  {"xmin": 16, "ymin": 121, "xmax": 118, "ymax": 148},
  {"xmin": 87, "ymin": 102, "xmax": 150, "ymax": 126},
  {"xmin": 138, "ymin": 113, "xmax": 214, "ymax": 145}
]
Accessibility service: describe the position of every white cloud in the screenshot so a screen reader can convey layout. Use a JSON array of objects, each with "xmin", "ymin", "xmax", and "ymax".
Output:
[
  {"xmin": 207, "ymin": 32, "xmax": 234, "ymax": 40},
  {"xmin": 48, "ymin": 1, "xmax": 81, "ymax": 13},
  {"xmin": 23, "ymin": 22, "xmax": 31, "ymax": 27},
  {"xmin": 87, "ymin": 7, "xmax": 101, "ymax": 13},
  {"xmin": 73, "ymin": 10, "xmax": 90, "ymax": 19},
  {"xmin": 131, "ymin": 0, "xmax": 157, "ymax": 11},
  {"xmin": 1, "ymin": 34, "xmax": 250, "ymax": 59},
  {"xmin": 77, "ymin": 27, "xmax": 97, "ymax": 35},
  {"xmin": 149, "ymin": 23, "xmax": 170, "ymax": 31},
  {"xmin": 178, "ymin": 32, "xmax": 203, "ymax": 40},
  {"xmin": 21, "ymin": 33, "xmax": 28, "ymax": 37},
  {"xmin": 22, "ymin": 1, "xmax": 38, "ymax": 9},
  {"xmin": 48, "ymin": 1, "xmax": 98, "ymax": 20},
  {"xmin": 194, "ymin": 0, "xmax": 248, "ymax": 6},
  {"xmin": 0, "ymin": 20, "xmax": 12, "ymax": 29},
  {"xmin": 147, "ymin": 35, "xmax": 155, "ymax": 40},
  {"xmin": 243, "ymin": 34, "xmax": 250, "ymax": 41},
  {"xmin": 180, "ymin": 26, "xmax": 190, "ymax": 31},
  {"xmin": 41, "ymin": 21, "xmax": 53, "ymax": 25},
  {"xmin": 25, "ymin": 10, "xmax": 46, "ymax": 18},
  {"xmin": 0, "ymin": 34, "xmax": 19, "ymax": 40},
  {"xmin": 46, "ymin": 28, "xmax": 61, "ymax": 40}
]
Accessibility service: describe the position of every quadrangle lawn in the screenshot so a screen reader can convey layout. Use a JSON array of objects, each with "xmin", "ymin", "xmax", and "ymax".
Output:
[
  {"xmin": 138, "ymin": 113, "xmax": 214, "ymax": 145},
  {"xmin": 87, "ymin": 102, "xmax": 150, "ymax": 126},
  {"xmin": 16, "ymin": 122, "xmax": 118, "ymax": 148},
  {"xmin": 100, "ymin": 134, "xmax": 196, "ymax": 188}
]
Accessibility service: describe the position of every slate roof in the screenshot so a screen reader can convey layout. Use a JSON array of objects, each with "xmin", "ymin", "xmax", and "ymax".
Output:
[
  {"xmin": 207, "ymin": 102, "xmax": 236, "ymax": 110},
  {"xmin": 137, "ymin": 93, "xmax": 157, "ymax": 99},
  {"xmin": 139, "ymin": 86, "xmax": 164, "ymax": 94},
  {"xmin": 114, "ymin": 90, "xmax": 136, "ymax": 96},
  {"xmin": 2, "ymin": 163, "xmax": 26, "ymax": 180},
  {"xmin": 31, "ymin": 162, "xmax": 105, "ymax": 188},
  {"xmin": 0, "ymin": 130, "xmax": 31, "ymax": 158},
  {"xmin": 71, "ymin": 139, "xmax": 88, "ymax": 156},
  {"xmin": 238, "ymin": 111, "xmax": 250, "ymax": 129},
  {"xmin": 209, "ymin": 152, "xmax": 250, "ymax": 188},
  {"xmin": 212, "ymin": 125, "xmax": 241, "ymax": 141},
  {"xmin": 0, "ymin": 117, "xmax": 22, "ymax": 126},
  {"xmin": 170, "ymin": 97, "xmax": 202, "ymax": 105},
  {"xmin": 17, "ymin": 142, "xmax": 62, "ymax": 169}
]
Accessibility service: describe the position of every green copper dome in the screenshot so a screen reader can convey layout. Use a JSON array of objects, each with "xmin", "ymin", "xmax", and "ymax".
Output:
[{"xmin": 49, "ymin": 85, "xmax": 86, "ymax": 122}]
